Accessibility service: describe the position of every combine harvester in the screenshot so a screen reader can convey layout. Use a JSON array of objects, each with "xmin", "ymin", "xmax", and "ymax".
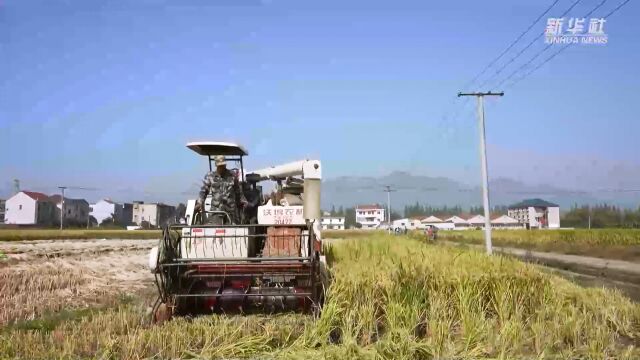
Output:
[{"xmin": 149, "ymin": 142, "xmax": 328, "ymax": 321}]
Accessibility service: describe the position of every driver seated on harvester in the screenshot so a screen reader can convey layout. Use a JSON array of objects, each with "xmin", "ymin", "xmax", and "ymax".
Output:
[{"xmin": 195, "ymin": 155, "xmax": 247, "ymax": 224}]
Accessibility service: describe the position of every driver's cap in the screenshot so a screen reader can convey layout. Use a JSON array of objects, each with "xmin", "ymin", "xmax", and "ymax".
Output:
[{"xmin": 214, "ymin": 155, "xmax": 226, "ymax": 166}]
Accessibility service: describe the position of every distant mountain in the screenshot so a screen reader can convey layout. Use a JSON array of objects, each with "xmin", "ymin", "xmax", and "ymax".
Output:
[
  {"xmin": 321, "ymin": 172, "xmax": 631, "ymax": 211},
  {"xmin": 4, "ymin": 172, "xmax": 636, "ymax": 211}
]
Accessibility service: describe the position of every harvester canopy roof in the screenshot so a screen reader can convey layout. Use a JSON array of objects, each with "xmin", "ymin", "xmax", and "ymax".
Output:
[{"xmin": 186, "ymin": 141, "xmax": 248, "ymax": 156}]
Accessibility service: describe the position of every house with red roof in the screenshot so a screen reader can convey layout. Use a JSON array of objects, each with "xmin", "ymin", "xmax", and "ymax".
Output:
[{"xmin": 4, "ymin": 191, "xmax": 57, "ymax": 225}]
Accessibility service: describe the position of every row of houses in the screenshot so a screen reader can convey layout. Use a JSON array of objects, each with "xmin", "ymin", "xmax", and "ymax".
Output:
[
  {"xmin": 391, "ymin": 199, "xmax": 560, "ymax": 230},
  {"xmin": 1, "ymin": 191, "xmax": 176, "ymax": 228},
  {"xmin": 89, "ymin": 199, "xmax": 175, "ymax": 227},
  {"xmin": 320, "ymin": 199, "xmax": 561, "ymax": 231},
  {"xmin": 320, "ymin": 205, "xmax": 385, "ymax": 230},
  {"xmin": 393, "ymin": 214, "xmax": 523, "ymax": 230}
]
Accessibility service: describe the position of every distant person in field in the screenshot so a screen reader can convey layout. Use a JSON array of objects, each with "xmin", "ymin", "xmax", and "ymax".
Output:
[{"xmin": 196, "ymin": 155, "xmax": 247, "ymax": 224}]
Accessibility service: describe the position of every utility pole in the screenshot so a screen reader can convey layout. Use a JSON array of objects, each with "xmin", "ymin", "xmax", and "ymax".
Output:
[
  {"xmin": 383, "ymin": 185, "xmax": 396, "ymax": 233},
  {"xmin": 58, "ymin": 186, "xmax": 66, "ymax": 230},
  {"xmin": 56, "ymin": 186, "xmax": 98, "ymax": 230},
  {"xmin": 457, "ymin": 91, "xmax": 504, "ymax": 255}
]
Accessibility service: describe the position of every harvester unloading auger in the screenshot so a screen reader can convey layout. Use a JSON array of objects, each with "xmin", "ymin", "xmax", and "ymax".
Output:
[{"xmin": 149, "ymin": 142, "xmax": 328, "ymax": 322}]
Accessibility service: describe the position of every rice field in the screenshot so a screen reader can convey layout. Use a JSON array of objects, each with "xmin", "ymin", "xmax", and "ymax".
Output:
[
  {"xmin": 437, "ymin": 229, "xmax": 640, "ymax": 246},
  {"xmin": 1, "ymin": 234, "xmax": 639, "ymax": 359},
  {"xmin": 437, "ymin": 229, "xmax": 640, "ymax": 262}
]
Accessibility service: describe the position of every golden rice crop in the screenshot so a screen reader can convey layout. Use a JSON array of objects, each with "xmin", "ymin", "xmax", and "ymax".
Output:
[
  {"xmin": 437, "ymin": 229, "xmax": 640, "ymax": 262},
  {"xmin": 439, "ymin": 228, "xmax": 640, "ymax": 247},
  {"xmin": 323, "ymin": 229, "xmax": 385, "ymax": 239},
  {"xmin": 1, "ymin": 234, "xmax": 638, "ymax": 359}
]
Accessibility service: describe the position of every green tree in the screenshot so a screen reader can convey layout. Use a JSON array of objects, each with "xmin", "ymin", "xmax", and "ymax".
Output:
[
  {"xmin": 390, "ymin": 210, "xmax": 402, "ymax": 221},
  {"xmin": 344, "ymin": 207, "xmax": 356, "ymax": 229},
  {"xmin": 561, "ymin": 203, "xmax": 640, "ymax": 228},
  {"xmin": 100, "ymin": 216, "xmax": 113, "ymax": 226}
]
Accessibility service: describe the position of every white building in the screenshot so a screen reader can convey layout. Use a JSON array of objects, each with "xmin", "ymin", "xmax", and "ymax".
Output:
[
  {"xmin": 90, "ymin": 199, "xmax": 124, "ymax": 225},
  {"xmin": 132, "ymin": 202, "xmax": 176, "ymax": 228},
  {"xmin": 355, "ymin": 204, "xmax": 385, "ymax": 229},
  {"xmin": 392, "ymin": 218, "xmax": 422, "ymax": 230},
  {"xmin": 4, "ymin": 191, "xmax": 57, "ymax": 225},
  {"xmin": 321, "ymin": 216, "xmax": 345, "ymax": 230},
  {"xmin": 435, "ymin": 220, "xmax": 455, "ymax": 230},
  {"xmin": 444, "ymin": 215, "xmax": 470, "ymax": 230},
  {"xmin": 464, "ymin": 214, "xmax": 524, "ymax": 229},
  {"xmin": 507, "ymin": 199, "xmax": 560, "ymax": 229},
  {"xmin": 50, "ymin": 195, "xmax": 91, "ymax": 226},
  {"xmin": 421, "ymin": 216, "xmax": 456, "ymax": 230},
  {"xmin": 466, "ymin": 215, "xmax": 486, "ymax": 229},
  {"xmin": 421, "ymin": 215, "xmax": 442, "ymax": 226},
  {"xmin": 491, "ymin": 215, "xmax": 523, "ymax": 229}
]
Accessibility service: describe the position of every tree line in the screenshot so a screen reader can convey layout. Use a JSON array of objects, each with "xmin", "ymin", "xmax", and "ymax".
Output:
[
  {"xmin": 562, "ymin": 204, "xmax": 640, "ymax": 228},
  {"xmin": 403, "ymin": 202, "xmax": 509, "ymax": 219}
]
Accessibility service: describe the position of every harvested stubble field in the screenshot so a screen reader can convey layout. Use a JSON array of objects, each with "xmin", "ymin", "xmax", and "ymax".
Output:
[
  {"xmin": 437, "ymin": 229, "xmax": 640, "ymax": 262},
  {"xmin": 0, "ymin": 229, "xmax": 161, "ymax": 242},
  {"xmin": 1, "ymin": 234, "xmax": 639, "ymax": 359},
  {"xmin": 0, "ymin": 239, "xmax": 157, "ymax": 326}
]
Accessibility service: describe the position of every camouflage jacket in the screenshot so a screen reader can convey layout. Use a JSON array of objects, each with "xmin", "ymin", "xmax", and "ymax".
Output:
[{"xmin": 198, "ymin": 169, "xmax": 246, "ymax": 224}]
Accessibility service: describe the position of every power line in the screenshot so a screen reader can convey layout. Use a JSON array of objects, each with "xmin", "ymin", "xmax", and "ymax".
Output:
[
  {"xmin": 495, "ymin": 0, "xmax": 609, "ymax": 89},
  {"xmin": 603, "ymin": 0, "xmax": 632, "ymax": 17},
  {"xmin": 507, "ymin": 43, "xmax": 570, "ymax": 88},
  {"xmin": 461, "ymin": 0, "xmax": 562, "ymax": 91},
  {"xmin": 477, "ymin": 0, "xmax": 584, "ymax": 90},
  {"xmin": 506, "ymin": 0, "xmax": 631, "ymax": 88},
  {"xmin": 446, "ymin": 0, "xmax": 579, "ymax": 127},
  {"xmin": 445, "ymin": 0, "xmax": 564, "ymax": 124}
]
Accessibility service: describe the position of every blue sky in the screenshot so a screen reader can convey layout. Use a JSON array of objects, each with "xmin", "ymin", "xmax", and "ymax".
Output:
[{"xmin": 1, "ymin": 0, "xmax": 638, "ymax": 203}]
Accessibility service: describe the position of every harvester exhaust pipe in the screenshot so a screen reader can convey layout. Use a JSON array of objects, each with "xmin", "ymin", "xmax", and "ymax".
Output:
[
  {"xmin": 303, "ymin": 178, "xmax": 321, "ymax": 220},
  {"xmin": 302, "ymin": 160, "xmax": 321, "ymax": 221}
]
